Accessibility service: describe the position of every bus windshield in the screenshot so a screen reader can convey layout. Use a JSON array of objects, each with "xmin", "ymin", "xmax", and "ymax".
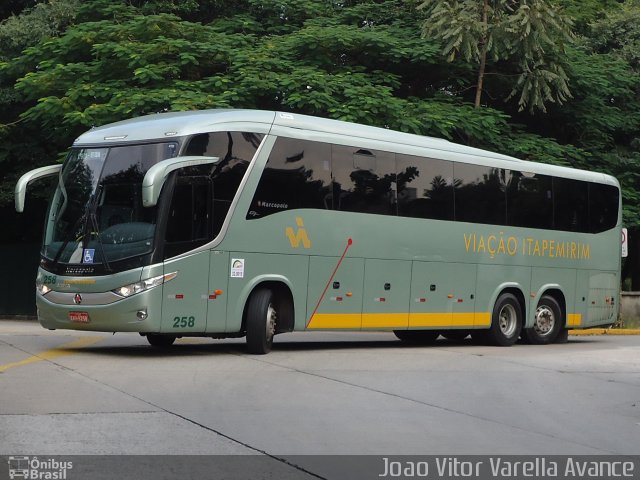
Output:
[{"xmin": 43, "ymin": 142, "xmax": 178, "ymax": 267}]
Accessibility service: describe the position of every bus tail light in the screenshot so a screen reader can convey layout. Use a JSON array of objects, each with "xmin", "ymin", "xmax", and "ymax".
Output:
[{"xmin": 112, "ymin": 272, "xmax": 177, "ymax": 298}]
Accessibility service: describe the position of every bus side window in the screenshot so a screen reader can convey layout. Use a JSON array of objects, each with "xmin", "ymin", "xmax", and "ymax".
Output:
[
  {"xmin": 507, "ymin": 171, "xmax": 553, "ymax": 229},
  {"xmin": 185, "ymin": 131, "xmax": 264, "ymax": 233},
  {"xmin": 332, "ymin": 145, "xmax": 396, "ymax": 215},
  {"xmin": 454, "ymin": 163, "xmax": 506, "ymax": 225},
  {"xmin": 589, "ymin": 183, "xmax": 619, "ymax": 233},
  {"xmin": 248, "ymin": 137, "xmax": 332, "ymax": 219},
  {"xmin": 396, "ymin": 154, "xmax": 454, "ymax": 221},
  {"xmin": 554, "ymin": 177, "xmax": 588, "ymax": 232},
  {"xmin": 164, "ymin": 177, "xmax": 212, "ymax": 259}
]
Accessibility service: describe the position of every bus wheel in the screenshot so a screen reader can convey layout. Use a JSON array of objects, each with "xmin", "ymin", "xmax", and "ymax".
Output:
[
  {"xmin": 394, "ymin": 330, "xmax": 439, "ymax": 344},
  {"xmin": 522, "ymin": 295, "xmax": 562, "ymax": 345},
  {"xmin": 146, "ymin": 334, "xmax": 176, "ymax": 347},
  {"xmin": 487, "ymin": 293, "xmax": 522, "ymax": 346},
  {"xmin": 246, "ymin": 288, "xmax": 277, "ymax": 354}
]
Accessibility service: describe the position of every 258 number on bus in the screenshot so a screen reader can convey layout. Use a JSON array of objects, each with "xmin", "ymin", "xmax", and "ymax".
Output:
[{"xmin": 173, "ymin": 316, "xmax": 195, "ymax": 328}]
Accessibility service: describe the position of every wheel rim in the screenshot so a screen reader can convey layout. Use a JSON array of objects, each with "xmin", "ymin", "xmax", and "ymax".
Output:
[
  {"xmin": 266, "ymin": 303, "xmax": 277, "ymax": 340},
  {"xmin": 534, "ymin": 305, "xmax": 555, "ymax": 336},
  {"xmin": 498, "ymin": 304, "xmax": 518, "ymax": 337}
]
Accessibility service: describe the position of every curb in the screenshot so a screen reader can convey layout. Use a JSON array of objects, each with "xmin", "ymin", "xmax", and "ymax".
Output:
[{"xmin": 570, "ymin": 329, "xmax": 640, "ymax": 335}]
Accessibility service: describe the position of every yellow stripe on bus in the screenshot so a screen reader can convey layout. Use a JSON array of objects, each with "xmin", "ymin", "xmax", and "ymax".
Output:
[
  {"xmin": 474, "ymin": 312, "xmax": 492, "ymax": 327},
  {"xmin": 409, "ymin": 312, "xmax": 482, "ymax": 328},
  {"xmin": 307, "ymin": 313, "xmax": 361, "ymax": 329},
  {"xmin": 361, "ymin": 314, "xmax": 409, "ymax": 328},
  {"xmin": 567, "ymin": 314, "xmax": 582, "ymax": 327},
  {"xmin": 307, "ymin": 312, "xmax": 491, "ymax": 329}
]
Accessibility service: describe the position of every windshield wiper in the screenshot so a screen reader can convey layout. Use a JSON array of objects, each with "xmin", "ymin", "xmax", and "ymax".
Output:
[
  {"xmin": 51, "ymin": 185, "xmax": 105, "ymax": 268},
  {"xmin": 88, "ymin": 198, "xmax": 111, "ymax": 272},
  {"xmin": 51, "ymin": 209, "xmax": 89, "ymax": 266}
]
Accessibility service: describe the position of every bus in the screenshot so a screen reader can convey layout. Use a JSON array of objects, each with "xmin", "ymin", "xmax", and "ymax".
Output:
[{"xmin": 15, "ymin": 109, "xmax": 621, "ymax": 353}]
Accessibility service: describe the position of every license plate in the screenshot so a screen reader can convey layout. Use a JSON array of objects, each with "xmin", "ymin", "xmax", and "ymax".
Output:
[{"xmin": 69, "ymin": 311, "xmax": 90, "ymax": 323}]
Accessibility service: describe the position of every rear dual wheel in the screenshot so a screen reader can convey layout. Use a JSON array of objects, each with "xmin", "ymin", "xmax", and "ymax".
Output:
[{"xmin": 521, "ymin": 295, "xmax": 562, "ymax": 344}]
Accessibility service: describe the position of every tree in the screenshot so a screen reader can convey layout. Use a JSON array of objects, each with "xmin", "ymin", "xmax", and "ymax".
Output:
[
  {"xmin": 416, "ymin": 0, "xmax": 575, "ymax": 112},
  {"xmin": 0, "ymin": 0, "xmax": 36, "ymax": 22},
  {"xmin": 589, "ymin": 0, "xmax": 640, "ymax": 71},
  {"xmin": 1, "ymin": 0, "xmax": 639, "ymax": 294},
  {"xmin": 0, "ymin": 0, "xmax": 80, "ymax": 61}
]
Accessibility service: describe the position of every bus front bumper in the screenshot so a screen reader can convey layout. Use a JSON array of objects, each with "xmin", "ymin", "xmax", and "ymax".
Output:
[{"xmin": 36, "ymin": 287, "xmax": 163, "ymax": 333}]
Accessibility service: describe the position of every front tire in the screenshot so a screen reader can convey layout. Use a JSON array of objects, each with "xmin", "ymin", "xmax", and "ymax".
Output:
[
  {"xmin": 487, "ymin": 293, "xmax": 522, "ymax": 346},
  {"xmin": 246, "ymin": 288, "xmax": 277, "ymax": 354},
  {"xmin": 521, "ymin": 295, "xmax": 562, "ymax": 344}
]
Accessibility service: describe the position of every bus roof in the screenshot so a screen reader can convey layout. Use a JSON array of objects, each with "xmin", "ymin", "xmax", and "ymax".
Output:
[{"xmin": 73, "ymin": 109, "xmax": 619, "ymax": 188}]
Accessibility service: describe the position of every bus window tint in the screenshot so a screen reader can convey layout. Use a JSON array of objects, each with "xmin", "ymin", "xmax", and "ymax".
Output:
[
  {"xmin": 554, "ymin": 177, "xmax": 588, "ymax": 232},
  {"xmin": 185, "ymin": 131, "xmax": 263, "ymax": 232},
  {"xmin": 507, "ymin": 171, "xmax": 553, "ymax": 229},
  {"xmin": 332, "ymin": 146, "xmax": 396, "ymax": 215},
  {"xmin": 164, "ymin": 175, "xmax": 212, "ymax": 259},
  {"xmin": 165, "ymin": 183, "xmax": 194, "ymax": 244},
  {"xmin": 248, "ymin": 138, "xmax": 332, "ymax": 219},
  {"xmin": 244, "ymin": 136, "xmax": 619, "ymax": 234},
  {"xmin": 396, "ymin": 154, "xmax": 454, "ymax": 220},
  {"xmin": 589, "ymin": 183, "xmax": 619, "ymax": 233},
  {"xmin": 454, "ymin": 163, "xmax": 506, "ymax": 225}
]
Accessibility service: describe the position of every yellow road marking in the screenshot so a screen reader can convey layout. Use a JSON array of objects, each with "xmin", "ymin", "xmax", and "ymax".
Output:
[{"xmin": 0, "ymin": 336, "xmax": 102, "ymax": 373}]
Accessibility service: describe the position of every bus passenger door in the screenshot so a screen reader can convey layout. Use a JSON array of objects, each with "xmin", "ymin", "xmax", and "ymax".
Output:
[
  {"xmin": 306, "ymin": 256, "xmax": 364, "ymax": 329},
  {"xmin": 162, "ymin": 251, "xmax": 210, "ymax": 333},
  {"xmin": 159, "ymin": 174, "xmax": 213, "ymax": 334},
  {"xmin": 362, "ymin": 259, "xmax": 410, "ymax": 329}
]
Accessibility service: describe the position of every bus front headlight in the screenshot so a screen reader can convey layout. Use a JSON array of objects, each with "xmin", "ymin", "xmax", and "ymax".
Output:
[
  {"xmin": 36, "ymin": 283, "xmax": 52, "ymax": 296},
  {"xmin": 112, "ymin": 272, "xmax": 177, "ymax": 298},
  {"xmin": 35, "ymin": 276, "xmax": 52, "ymax": 296}
]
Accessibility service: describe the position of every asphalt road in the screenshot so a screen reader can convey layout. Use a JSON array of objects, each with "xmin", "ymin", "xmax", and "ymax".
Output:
[{"xmin": 1, "ymin": 319, "xmax": 639, "ymax": 477}]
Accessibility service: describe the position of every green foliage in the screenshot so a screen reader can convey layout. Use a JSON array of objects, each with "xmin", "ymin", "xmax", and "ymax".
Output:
[
  {"xmin": 0, "ymin": 0, "xmax": 638, "ymax": 245},
  {"xmin": 417, "ymin": 0, "xmax": 575, "ymax": 112},
  {"xmin": 0, "ymin": 0, "xmax": 36, "ymax": 22},
  {"xmin": 554, "ymin": 0, "xmax": 621, "ymax": 36},
  {"xmin": 0, "ymin": 0, "xmax": 80, "ymax": 61},
  {"xmin": 589, "ymin": 0, "xmax": 640, "ymax": 71}
]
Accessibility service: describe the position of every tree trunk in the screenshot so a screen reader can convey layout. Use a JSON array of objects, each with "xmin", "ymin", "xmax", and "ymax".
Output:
[{"xmin": 474, "ymin": 0, "xmax": 490, "ymax": 108}]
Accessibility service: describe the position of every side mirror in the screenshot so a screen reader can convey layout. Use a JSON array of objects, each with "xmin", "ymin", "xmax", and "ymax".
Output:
[
  {"xmin": 142, "ymin": 156, "xmax": 219, "ymax": 207},
  {"xmin": 15, "ymin": 164, "xmax": 62, "ymax": 213}
]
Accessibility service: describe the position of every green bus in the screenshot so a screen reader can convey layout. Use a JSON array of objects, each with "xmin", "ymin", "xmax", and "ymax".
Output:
[{"xmin": 16, "ymin": 109, "xmax": 621, "ymax": 353}]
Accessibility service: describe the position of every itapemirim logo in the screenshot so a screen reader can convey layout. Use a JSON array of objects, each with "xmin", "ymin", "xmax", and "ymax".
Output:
[
  {"xmin": 285, "ymin": 217, "xmax": 312, "ymax": 249},
  {"xmin": 7, "ymin": 457, "xmax": 73, "ymax": 480}
]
